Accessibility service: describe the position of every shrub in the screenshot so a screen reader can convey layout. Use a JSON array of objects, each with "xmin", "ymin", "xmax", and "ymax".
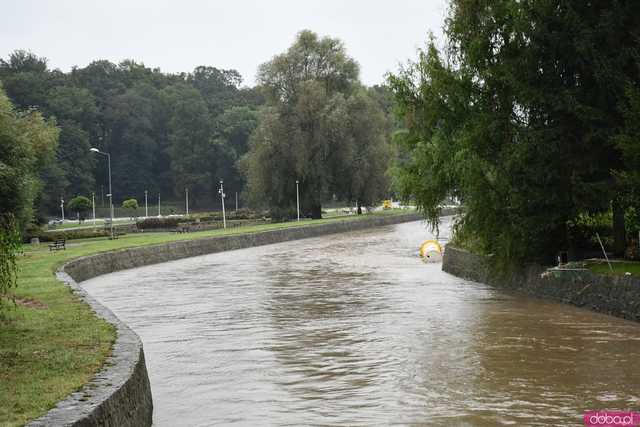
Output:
[
  {"xmin": 567, "ymin": 212, "xmax": 613, "ymax": 251},
  {"xmin": 0, "ymin": 215, "xmax": 21, "ymax": 313},
  {"xmin": 24, "ymin": 222, "xmax": 43, "ymax": 240},
  {"xmin": 68, "ymin": 196, "xmax": 92, "ymax": 223},
  {"xmin": 268, "ymin": 207, "xmax": 298, "ymax": 222},
  {"xmin": 136, "ymin": 217, "xmax": 184, "ymax": 230},
  {"xmin": 122, "ymin": 198, "xmax": 139, "ymax": 218},
  {"xmin": 25, "ymin": 227, "xmax": 110, "ymax": 242},
  {"xmin": 626, "ymin": 206, "xmax": 640, "ymax": 236}
]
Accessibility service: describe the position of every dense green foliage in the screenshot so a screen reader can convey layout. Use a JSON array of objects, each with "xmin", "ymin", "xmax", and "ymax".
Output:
[
  {"xmin": 67, "ymin": 195, "xmax": 91, "ymax": 222},
  {"xmin": 0, "ymin": 83, "xmax": 59, "ymax": 227},
  {"xmin": 1, "ymin": 43, "xmax": 398, "ymax": 226},
  {"xmin": 389, "ymin": 1, "xmax": 640, "ymax": 265},
  {"xmin": 0, "ymin": 83, "xmax": 55, "ymax": 311},
  {"xmin": 122, "ymin": 198, "xmax": 139, "ymax": 213},
  {"xmin": 0, "ymin": 215, "xmax": 21, "ymax": 311},
  {"xmin": 0, "ymin": 51, "xmax": 262, "ymax": 217},
  {"xmin": 242, "ymin": 31, "xmax": 392, "ymax": 218}
]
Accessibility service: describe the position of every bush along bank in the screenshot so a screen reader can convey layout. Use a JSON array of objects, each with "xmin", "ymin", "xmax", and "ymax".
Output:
[{"xmin": 442, "ymin": 245, "xmax": 640, "ymax": 322}]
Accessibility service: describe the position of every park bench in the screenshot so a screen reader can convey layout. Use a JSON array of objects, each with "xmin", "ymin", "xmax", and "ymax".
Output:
[
  {"xmin": 48, "ymin": 239, "xmax": 66, "ymax": 251},
  {"xmin": 108, "ymin": 229, "xmax": 126, "ymax": 240},
  {"xmin": 175, "ymin": 223, "xmax": 192, "ymax": 233}
]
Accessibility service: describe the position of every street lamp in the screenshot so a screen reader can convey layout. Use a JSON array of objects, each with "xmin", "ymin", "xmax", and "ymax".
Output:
[
  {"xmin": 60, "ymin": 196, "xmax": 65, "ymax": 222},
  {"xmin": 90, "ymin": 147, "xmax": 114, "ymax": 239},
  {"xmin": 296, "ymin": 180, "xmax": 300, "ymax": 222},
  {"xmin": 218, "ymin": 180, "xmax": 226, "ymax": 229},
  {"xmin": 144, "ymin": 190, "xmax": 148, "ymax": 218}
]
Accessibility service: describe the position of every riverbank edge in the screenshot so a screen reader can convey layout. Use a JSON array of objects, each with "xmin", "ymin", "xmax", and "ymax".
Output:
[
  {"xmin": 27, "ymin": 212, "xmax": 423, "ymax": 426},
  {"xmin": 442, "ymin": 245, "xmax": 640, "ymax": 322}
]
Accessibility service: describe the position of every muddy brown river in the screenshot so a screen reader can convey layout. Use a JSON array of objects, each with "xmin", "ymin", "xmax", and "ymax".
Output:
[{"xmin": 83, "ymin": 219, "xmax": 640, "ymax": 426}]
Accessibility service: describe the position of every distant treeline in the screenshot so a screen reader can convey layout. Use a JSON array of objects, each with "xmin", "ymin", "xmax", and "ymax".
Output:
[
  {"xmin": 0, "ymin": 50, "xmax": 263, "ymax": 219},
  {"xmin": 0, "ymin": 43, "xmax": 397, "ymax": 223}
]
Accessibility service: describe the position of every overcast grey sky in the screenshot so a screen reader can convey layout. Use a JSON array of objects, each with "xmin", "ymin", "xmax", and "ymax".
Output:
[{"xmin": 2, "ymin": 0, "xmax": 448, "ymax": 86}]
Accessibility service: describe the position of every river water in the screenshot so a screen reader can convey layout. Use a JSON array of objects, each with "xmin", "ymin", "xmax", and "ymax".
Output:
[{"xmin": 83, "ymin": 219, "xmax": 640, "ymax": 426}]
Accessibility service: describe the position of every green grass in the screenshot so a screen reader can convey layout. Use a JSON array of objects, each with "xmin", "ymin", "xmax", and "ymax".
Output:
[
  {"xmin": 0, "ymin": 209, "xmax": 412, "ymax": 426},
  {"xmin": 586, "ymin": 260, "xmax": 640, "ymax": 276}
]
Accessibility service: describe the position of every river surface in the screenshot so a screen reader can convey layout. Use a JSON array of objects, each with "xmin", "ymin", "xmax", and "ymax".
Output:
[{"xmin": 83, "ymin": 219, "xmax": 640, "ymax": 426}]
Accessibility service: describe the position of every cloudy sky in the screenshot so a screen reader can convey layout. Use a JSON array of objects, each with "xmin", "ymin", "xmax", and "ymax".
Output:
[{"xmin": 2, "ymin": 0, "xmax": 448, "ymax": 86}]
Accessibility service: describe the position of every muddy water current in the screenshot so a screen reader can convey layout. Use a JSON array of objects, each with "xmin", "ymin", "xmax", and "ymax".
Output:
[{"xmin": 83, "ymin": 219, "xmax": 640, "ymax": 426}]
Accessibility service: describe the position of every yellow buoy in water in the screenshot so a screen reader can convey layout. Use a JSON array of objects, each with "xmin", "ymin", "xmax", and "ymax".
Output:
[{"xmin": 419, "ymin": 240, "xmax": 443, "ymax": 263}]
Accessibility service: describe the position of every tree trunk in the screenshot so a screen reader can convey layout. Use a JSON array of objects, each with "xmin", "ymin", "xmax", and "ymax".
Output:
[
  {"xmin": 356, "ymin": 200, "xmax": 362, "ymax": 215},
  {"xmin": 311, "ymin": 203, "xmax": 322, "ymax": 219},
  {"xmin": 613, "ymin": 198, "xmax": 626, "ymax": 258}
]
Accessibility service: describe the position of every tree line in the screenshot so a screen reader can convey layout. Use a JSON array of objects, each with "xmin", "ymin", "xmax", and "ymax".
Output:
[
  {"xmin": 0, "ymin": 32, "xmax": 395, "ymax": 228},
  {"xmin": 0, "ymin": 51, "xmax": 262, "ymax": 221}
]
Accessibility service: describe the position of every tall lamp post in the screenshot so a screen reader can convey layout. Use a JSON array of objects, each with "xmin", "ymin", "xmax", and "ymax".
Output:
[
  {"xmin": 60, "ymin": 197, "xmax": 65, "ymax": 222},
  {"xmin": 296, "ymin": 180, "xmax": 300, "ymax": 222},
  {"xmin": 144, "ymin": 190, "xmax": 148, "ymax": 218},
  {"xmin": 219, "ymin": 180, "xmax": 226, "ymax": 229},
  {"xmin": 90, "ymin": 148, "xmax": 114, "ymax": 239}
]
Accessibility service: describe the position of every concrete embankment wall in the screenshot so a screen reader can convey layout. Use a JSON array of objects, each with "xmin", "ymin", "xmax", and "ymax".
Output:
[
  {"xmin": 443, "ymin": 245, "xmax": 640, "ymax": 322},
  {"xmin": 28, "ymin": 212, "xmax": 422, "ymax": 427}
]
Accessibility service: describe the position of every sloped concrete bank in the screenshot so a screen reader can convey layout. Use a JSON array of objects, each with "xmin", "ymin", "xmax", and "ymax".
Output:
[
  {"xmin": 443, "ymin": 245, "xmax": 640, "ymax": 322},
  {"xmin": 28, "ymin": 212, "xmax": 422, "ymax": 427}
]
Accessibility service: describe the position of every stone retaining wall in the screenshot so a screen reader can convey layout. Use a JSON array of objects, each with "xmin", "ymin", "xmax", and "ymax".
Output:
[
  {"xmin": 443, "ymin": 245, "xmax": 640, "ymax": 322},
  {"xmin": 26, "ymin": 270, "xmax": 153, "ymax": 427},
  {"xmin": 28, "ymin": 212, "xmax": 422, "ymax": 426}
]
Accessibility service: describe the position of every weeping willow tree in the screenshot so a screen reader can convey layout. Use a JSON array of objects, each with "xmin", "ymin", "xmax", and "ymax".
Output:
[
  {"xmin": 242, "ymin": 30, "xmax": 391, "ymax": 219},
  {"xmin": 389, "ymin": 1, "xmax": 638, "ymax": 265}
]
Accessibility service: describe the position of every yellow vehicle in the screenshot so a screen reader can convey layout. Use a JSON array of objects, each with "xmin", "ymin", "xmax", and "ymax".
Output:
[{"xmin": 382, "ymin": 200, "xmax": 392, "ymax": 210}]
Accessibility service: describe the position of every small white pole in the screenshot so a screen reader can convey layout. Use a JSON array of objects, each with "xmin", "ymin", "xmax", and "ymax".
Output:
[
  {"xmin": 219, "ymin": 180, "xmax": 226, "ymax": 229},
  {"xmin": 61, "ymin": 197, "xmax": 65, "ymax": 222},
  {"xmin": 235, "ymin": 192, "xmax": 238, "ymax": 212},
  {"xmin": 144, "ymin": 190, "xmax": 148, "ymax": 218},
  {"xmin": 185, "ymin": 188, "xmax": 189, "ymax": 216},
  {"xmin": 158, "ymin": 193, "xmax": 161, "ymax": 217},
  {"xmin": 92, "ymin": 192, "xmax": 96, "ymax": 225},
  {"xmin": 296, "ymin": 180, "xmax": 300, "ymax": 221}
]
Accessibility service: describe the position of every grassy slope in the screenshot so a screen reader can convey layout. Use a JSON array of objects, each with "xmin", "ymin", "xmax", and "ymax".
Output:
[
  {"xmin": 586, "ymin": 260, "xmax": 640, "ymax": 277},
  {"xmin": 0, "ymin": 211, "xmax": 410, "ymax": 426}
]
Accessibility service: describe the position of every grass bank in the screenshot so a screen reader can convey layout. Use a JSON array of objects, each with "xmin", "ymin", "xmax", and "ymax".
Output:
[
  {"xmin": 586, "ymin": 260, "xmax": 640, "ymax": 277},
  {"xmin": 0, "ymin": 210, "xmax": 412, "ymax": 426}
]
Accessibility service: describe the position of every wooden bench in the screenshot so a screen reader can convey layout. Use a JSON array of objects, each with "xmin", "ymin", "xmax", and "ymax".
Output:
[
  {"xmin": 174, "ymin": 223, "xmax": 192, "ymax": 233},
  {"xmin": 48, "ymin": 239, "xmax": 66, "ymax": 251},
  {"xmin": 108, "ymin": 229, "xmax": 126, "ymax": 240}
]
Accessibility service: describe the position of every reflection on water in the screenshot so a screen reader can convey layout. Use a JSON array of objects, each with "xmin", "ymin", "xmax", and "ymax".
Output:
[{"xmin": 83, "ymin": 219, "xmax": 640, "ymax": 426}]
